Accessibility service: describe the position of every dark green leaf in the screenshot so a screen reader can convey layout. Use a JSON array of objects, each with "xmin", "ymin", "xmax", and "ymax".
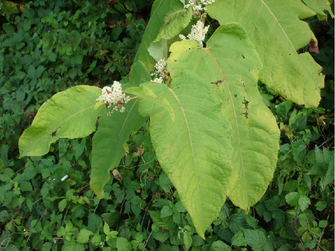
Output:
[
  {"xmin": 88, "ymin": 213, "xmax": 102, "ymax": 232},
  {"xmin": 149, "ymin": 211, "xmax": 173, "ymax": 229},
  {"xmin": 231, "ymin": 231, "xmax": 247, "ymax": 247},
  {"xmin": 161, "ymin": 206, "xmax": 173, "ymax": 218},
  {"xmin": 20, "ymin": 181, "xmax": 33, "ymax": 192},
  {"xmin": 77, "ymin": 229, "xmax": 93, "ymax": 244},
  {"xmin": 59, "ymin": 199, "xmax": 67, "ymax": 212},
  {"xmin": 285, "ymin": 192, "xmax": 299, "ymax": 206},
  {"xmin": 243, "ymin": 229, "xmax": 266, "ymax": 251},
  {"xmin": 315, "ymin": 201, "xmax": 327, "ymax": 211},
  {"xmin": 184, "ymin": 232, "xmax": 192, "ymax": 251},
  {"xmin": 116, "ymin": 237, "xmax": 132, "ymax": 251},
  {"xmin": 210, "ymin": 240, "xmax": 231, "ymax": 251},
  {"xmin": 298, "ymin": 195, "xmax": 311, "ymax": 211}
]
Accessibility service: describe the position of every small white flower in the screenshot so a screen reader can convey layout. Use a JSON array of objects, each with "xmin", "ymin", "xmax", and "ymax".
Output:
[
  {"xmin": 151, "ymin": 58, "xmax": 169, "ymax": 82},
  {"xmin": 201, "ymin": 0, "xmax": 216, "ymax": 5},
  {"xmin": 184, "ymin": 0, "xmax": 216, "ymax": 17},
  {"xmin": 61, "ymin": 175, "xmax": 68, "ymax": 182},
  {"xmin": 96, "ymin": 81, "xmax": 130, "ymax": 115},
  {"xmin": 186, "ymin": 20, "xmax": 209, "ymax": 47},
  {"xmin": 179, "ymin": 34, "xmax": 186, "ymax": 40},
  {"xmin": 152, "ymin": 59, "xmax": 167, "ymax": 75},
  {"xmin": 151, "ymin": 77, "xmax": 164, "ymax": 83}
]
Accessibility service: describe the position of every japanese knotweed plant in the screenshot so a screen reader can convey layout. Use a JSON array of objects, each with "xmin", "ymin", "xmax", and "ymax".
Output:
[{"xmin": 19, "ymin": 0, "xmax": 332, "ymax": 238}]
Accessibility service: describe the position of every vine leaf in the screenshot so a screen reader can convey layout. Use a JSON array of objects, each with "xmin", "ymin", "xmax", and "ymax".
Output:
[
  {"xmin": 90, "ymin": 61, "xmax": 149, "ymax": 199},
  {"xmin": 168, "ymin": 23, "xmax": 280, "ymax": 212},
  {"xmin": 137, "ymin": 71, "xmax": 233, "ymax": 238},
  {"xmin": 19, "ymin": 86, "xmax": 104, "ymax": 157},
  {"xmin": 207, "ymin": 0, "xmax": 324, "ymax": 108}
]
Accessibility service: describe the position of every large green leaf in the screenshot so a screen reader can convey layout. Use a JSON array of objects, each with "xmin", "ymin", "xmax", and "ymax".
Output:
[
  {"xmin": 207, "ymin": 0, "xmax": 324, "ymax": 108},
  {"xmin": 302, "ymin": 0, "xmax": 334, "ymax": 20},
  {"xmin": 19, "ymin": 86, "xmax": 104, "ymax": 157},
  {"xmin": 90, "ymin": 100, "xmax": 146, "ymax": 199},
  {"xmin": 90, "ymin": 61, "xmax": 149, "ymax": 199},
  {"xmin": 125, "ymin": 85, "xmax": 175, "ymax": 121},
  {"xmin": 134, "ymin": 0, "xmax": 183, "ymax": 71},
  {"xmin": 148, "ymin": 2, "xmax": 192, "ymax": 61},
  {"xmin": 136, "ymin": 71, "xmax": 233, "ymax": 238},
  {"xmin": 168, "ymin": 23, "xmax": 280, "ymax": 211}
]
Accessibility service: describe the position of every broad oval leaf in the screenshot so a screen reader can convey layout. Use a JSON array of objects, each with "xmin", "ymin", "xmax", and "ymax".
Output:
[
  {"xmin": 207, "ymin": 0, "xmax": 324, "ymax": 108},
  {"xmin": 19, "ymin": 86, "xmax": 104, "ymax": 157},
  {"xmin": 168, "ymin": 23, "xmax": 280, "ymax": 211},
  {"xmin": 137, "ymin": 71, "xmax": 233, "ymax": 238}
]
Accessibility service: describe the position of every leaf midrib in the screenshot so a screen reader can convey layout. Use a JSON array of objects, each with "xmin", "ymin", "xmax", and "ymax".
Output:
[
  {"xmin": 204, "ymin": 47, "xmax": 248, "ymax": 205},
  {"xmin": 168, "ymin": 87, "xmax": 203, "ymax": 218}
]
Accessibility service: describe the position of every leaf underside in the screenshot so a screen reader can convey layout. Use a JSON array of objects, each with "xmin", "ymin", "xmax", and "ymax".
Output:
[
  {"xmin": 90, "ymin": 61, "xmax": 150, "ymax": 199},
  {"xmin": 90, "ymin": 100, "xmax": 146, "ymax": 199}
]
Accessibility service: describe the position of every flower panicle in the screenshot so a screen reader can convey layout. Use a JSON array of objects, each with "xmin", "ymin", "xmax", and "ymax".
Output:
[
  {"xmin": 151, "ymin": 58, "xmax": 169, "ymax": 84},
  {"xmin": 96, "ymin": 81, "xmax": 130, "ymax": 115},
  {"xmin": 179, "ymin": 20, "xmax": 209, "ymax": 47},
  {"xmin": 184, "ymin": 0, "xmax": 216, "ymax": 17}
]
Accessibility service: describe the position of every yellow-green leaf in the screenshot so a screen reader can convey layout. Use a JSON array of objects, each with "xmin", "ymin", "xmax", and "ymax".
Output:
[
  {"xmin": 207, "ymin": 0, "xmax": 324, "ymax": 108},
  {"xmin": 19, "ymin": 86, "xmax": 104, "ymax": 157}
]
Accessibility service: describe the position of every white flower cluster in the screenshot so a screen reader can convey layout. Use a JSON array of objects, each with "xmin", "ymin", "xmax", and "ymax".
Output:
[
  {"xmin": 151, "ymin": 77, "xmax": 164, "ymax": 83},
  {"xmin": 179, "ymin": 20, "xmax": 209, "ymax": 47},
  {"xmin": 184, "ymin": 0, "xmax": 216, "ymax": 17},
  {"xmin": 96, "ymin": 81, "xmax": 130, "ymax": 114},
  {"xmin": 151, "ymin": 58, "xmax": 169, "ymax": 83}
]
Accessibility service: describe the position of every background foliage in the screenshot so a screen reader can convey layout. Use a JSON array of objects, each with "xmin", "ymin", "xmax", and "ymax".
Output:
[{"xmin": 0, "ymin": 0, "xmax": 333, "ymax": 250}]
